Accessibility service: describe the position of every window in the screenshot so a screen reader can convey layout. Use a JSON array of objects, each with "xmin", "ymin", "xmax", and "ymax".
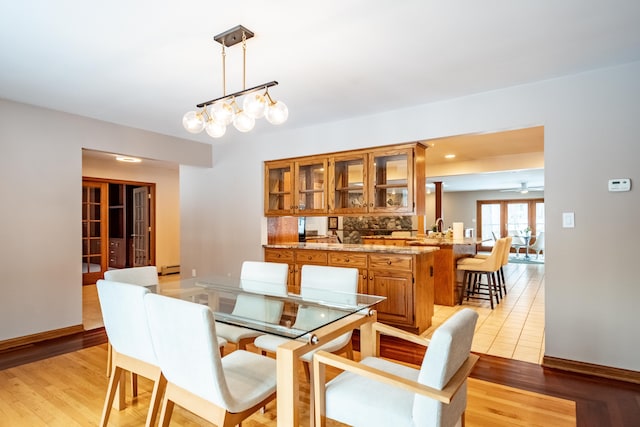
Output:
[{"xmin": 477, "ymin": 198, "xmax": 544, "ymax": 250}]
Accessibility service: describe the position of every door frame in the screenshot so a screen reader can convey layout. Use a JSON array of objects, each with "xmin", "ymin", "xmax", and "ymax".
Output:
[{"xmin": 82, "ymin": 177, "xmax": 156, "ymax": 280}]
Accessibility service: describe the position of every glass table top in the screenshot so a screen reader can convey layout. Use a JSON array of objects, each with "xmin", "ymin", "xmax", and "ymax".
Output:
[{"xmin": 150, "ymin": 275, "xmax": 385, "ymax": 341}]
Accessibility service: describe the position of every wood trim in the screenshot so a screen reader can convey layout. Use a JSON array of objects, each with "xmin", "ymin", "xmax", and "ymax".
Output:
[
  {"xmin": 542, "ymin": 356, "xmax": 640, "ymax": 385},
  {"xmin": 0, "ymin": 325, "xmax": 84, "ymax": 351}
]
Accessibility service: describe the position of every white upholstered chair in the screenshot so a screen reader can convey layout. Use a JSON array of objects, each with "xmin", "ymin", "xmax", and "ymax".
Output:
[
  {"xmin": 144, "ymin": 292, "xmax": 278, "ymax": 427},
  {"xmin": 214, "ymin": 261, "xmax": 289, "ymax": 351},
  {"xmin": 96, "ymin": 280, "xmax": 166, "ymax": 427},
  {"xmin": 313, "ymin": 308, "xmax": 479, "ymax": 427},
  {"xmin": 102, "ymin": 266, "xmax": 226, "ymax": 378},
  {"xmin": 457, "ymin": 238, "xmax": 506, "ymax": 309},
  {"xmin": 510, "ymin": 233, "xmax": 527, "ymax": 257},
  {"xmin": 523, "ymin": 231, "xmax": 545, "ymax": 259},
  {"xmin": 104, "ymin": 266, "xmax": 159, "ymax": 287},
  {"xmin": 253, "ymin": 265, "xmax": 359, "ymax": 380}
]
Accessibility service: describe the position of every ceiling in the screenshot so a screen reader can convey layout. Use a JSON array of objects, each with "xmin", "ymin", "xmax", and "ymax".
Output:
[{"xmin": 4, "ymin": 1, "xmax": 640, "ymax": 190}]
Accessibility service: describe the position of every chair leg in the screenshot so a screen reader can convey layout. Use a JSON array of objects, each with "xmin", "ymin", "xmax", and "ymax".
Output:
[
  {"xmin": 500, "ymin": 266, "xmax": 507, "ymax": 295},
  {"xmin": 100, "ymin": 365, "xmax": 124, "ymax": 427},
  {"xmin": 145, "ymin": 372, "xmax": 167, "ymax": 427},
  {"xmin": 158, "ymin": 396, "xmax": 175, "ymax": 427}
]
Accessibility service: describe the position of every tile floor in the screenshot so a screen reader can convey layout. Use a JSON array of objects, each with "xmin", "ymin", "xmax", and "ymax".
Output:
[{"xmin": 83, "ymin": 260, "xmax": 545, "ymax": 364}]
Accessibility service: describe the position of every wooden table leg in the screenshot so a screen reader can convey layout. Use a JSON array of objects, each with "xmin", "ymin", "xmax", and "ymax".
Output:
[{"xmin": 276, "ymin": 341, "xmax": 301, "ymax": 427}]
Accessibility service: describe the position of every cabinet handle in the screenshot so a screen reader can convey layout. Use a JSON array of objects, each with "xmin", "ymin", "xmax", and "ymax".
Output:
[
  {"xmin": 345, "ymin": 258, "xmax": 350, "ymax": 263},
  {"xmin": 369, "ymin": 203, "xmax": 373, "ymax": 207},
  {"xmin": 308, "ymin": 256, "xmax": 312, "ymax": 260},
  {"xmin": 387, "ymin": 260, "xmax": 392, "ymax": 265}
]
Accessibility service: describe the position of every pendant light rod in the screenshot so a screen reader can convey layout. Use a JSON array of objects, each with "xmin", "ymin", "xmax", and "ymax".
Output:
[{"xmin": 196, "ymin": 81, "xmax": 279, "ymax": 108}]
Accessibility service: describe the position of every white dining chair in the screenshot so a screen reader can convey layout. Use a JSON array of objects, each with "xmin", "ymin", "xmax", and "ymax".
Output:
[
  {"xmin": 144, "ymin": 292, "xmax": 278, "ymax": 427},
  {"xmin": 253, "ymin": 264, "xmax": 359, "ymax": 380},
  {"xmin": 96, "ymin": 280, "xmax": 166, "ymax": 427},
  {"xmin": 102, "ymin": 266, "xmax": 226, "ymax": 379},
  {"xmin": 525, "ymin": 231, "xmax": 545, "ymax": 258},
  {"xmin": 214, "ymin": 261, "xmax": 289, "ymax": 351},
  {"xmin": 104, "ymin": 266, "xmax": 159, "ymax": 287},
  {"xmin": 313, "ymin": 308, "xmax": 479, "ymax": 427}
]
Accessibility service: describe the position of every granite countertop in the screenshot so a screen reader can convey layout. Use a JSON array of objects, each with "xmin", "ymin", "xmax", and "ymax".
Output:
[
  {"xmin": 407, "ymin": 237, "xmax": 481, "ymax": 246},
  {"xmin": 263, "ymin": 242, "xmax": 440, "ymax": 255}
]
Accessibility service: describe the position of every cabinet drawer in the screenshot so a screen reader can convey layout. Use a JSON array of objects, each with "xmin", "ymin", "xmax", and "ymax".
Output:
[
  {"xmin": 264, "ymin": 249, "xmax": 294, "ymax": 263},
  {"xmin": 328, "ymin": 252, "xmax": 368, "ymax": 268},
  {"xmin": 295, "ymin": 250, "xmax": 328, "ymax": 265},
  {"xmin": 369, "ymin": 254, "xmax": 413, "ymax": 271}
]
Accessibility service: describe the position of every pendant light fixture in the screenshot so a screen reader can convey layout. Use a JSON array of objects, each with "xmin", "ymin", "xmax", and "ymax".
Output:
[{"xmin": 182, "ymin": 25, "xmax": 288, "ymax": 138}]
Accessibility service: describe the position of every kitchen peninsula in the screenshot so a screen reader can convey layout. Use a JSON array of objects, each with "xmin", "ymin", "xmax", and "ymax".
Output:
[
  {"xmin": 263, "ymin": 242, "xmax": 438, "ymax": 334},
  {"xmin": 360, "ymin": 235, "xmax": 481, "ymax": 306}
]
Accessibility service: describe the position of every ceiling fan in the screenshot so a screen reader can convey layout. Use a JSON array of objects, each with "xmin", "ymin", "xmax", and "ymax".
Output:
[{"xmin": 500, "ymin": 182, "xmax": 544, "ymax": 194}]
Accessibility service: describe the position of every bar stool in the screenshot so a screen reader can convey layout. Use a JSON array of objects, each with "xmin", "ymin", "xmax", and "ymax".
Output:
[
  {"xmin": 473, "ymin": 235, "xmax": 511, "ymax": 298},
  {"xmin": 457, "ymin": 238, "xmax": 506, "ymax": 309}
]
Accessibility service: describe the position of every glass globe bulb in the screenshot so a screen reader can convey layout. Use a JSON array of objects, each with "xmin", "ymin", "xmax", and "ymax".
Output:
[
  {"xmin": 182, "ymin": 111, "xmax": 205, "ymax": 134},
  {"xmin": 205, "ymin": 118, "xmax": 226, "ymax": 138},
  {"xmin": 265, "ymin": 101, "xmax": 289, "ymax": 125},
  {"xmin": 243, "ymin": 93, "xmax": 267, "ymax": 119},
  {"xmin": 233, "ymin": 111, "xmax": 256, "ymax": 132},
  {"xmin": 210, "ymin": 102, "xmax": 235, "ymax": 126}
]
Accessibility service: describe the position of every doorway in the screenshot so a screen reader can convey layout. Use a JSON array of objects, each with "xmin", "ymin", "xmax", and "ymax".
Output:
[{"xmin": 82, "ymin": 178, "xmax": 156, "ymax": 285}]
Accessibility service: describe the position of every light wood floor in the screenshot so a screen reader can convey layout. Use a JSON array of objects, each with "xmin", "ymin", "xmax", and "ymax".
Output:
[
  {"xmin": 0, "ymin": 341, "xmax": 574, "ymax": 427},
  {"xmin": 84, "ymin": 262, "xmax": 545, "ymax": 364}
]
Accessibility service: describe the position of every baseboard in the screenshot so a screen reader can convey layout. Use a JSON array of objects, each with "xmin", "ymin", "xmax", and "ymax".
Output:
[
  {"xmin": 543, "ymin": 356, "xmax": 640, "ymax": 384},
  {"xmin": 0, "ymin": 325, "xmax": 85, "ymax": 352}
]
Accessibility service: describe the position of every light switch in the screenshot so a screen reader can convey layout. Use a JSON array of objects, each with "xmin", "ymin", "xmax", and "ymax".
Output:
[{"xmin": 562, "ymin": 212, "xmax": 575, "ymax": 228}]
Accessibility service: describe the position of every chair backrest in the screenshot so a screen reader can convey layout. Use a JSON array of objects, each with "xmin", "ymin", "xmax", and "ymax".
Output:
[
  {"xmin": 414, "ymin": 308, "xmax": 479, "ymax": 426},
  {"xmin": 531, "ymin": 232, "xmax": 545, "ymax": 250},
  {"xmin": 300, "ymin": 265, "xmax": 359, "ymax": 304},
  {"xmin": 239, "ymin": 261, "xmax": 289, "ymax": 296},
  {"xmin": 482, "ymin": 238, "xmax": 506, "ymax": 271},
  {"xmin": 502, "ymin": 236, "xmax": 513, "ymax": 265},
  {"xmin": 96, "ymin": 280, "xmax": 157, "ymax": 365},
  {"xmin": 294, "ymin": 265, "xmax": 359, "ymax": 332},
  {"xmin": 104, "ymin": 266, "xmax": 159, "ymax": 287},
  {"xmin": 144, "ymin": 293, "xmax": 234, "ymax": 408},
  {"xmin": 231, "ymin": 261, "xmax": 289, "ymax": 323}
]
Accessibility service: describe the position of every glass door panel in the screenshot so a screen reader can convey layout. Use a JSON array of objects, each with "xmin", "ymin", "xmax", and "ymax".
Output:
[
  {"xmin": 331, "ymin": 154, "xmax": 367, "ymax": 214},
  {"xmin": 370, "ymin": 149, "xmax": 411, "ymax": 213},
  {"xmin": 265, "ymin": 162, "xmax": 293, "ymax": 214},
  {"xmin": 295, "ymin": 159, "xmax": 327, "ymax": 214},
  {"xmin": 507, "ymin": 203, "xmax": 529, "ymax": 237},
  {"xmin": 480, "ymin": 203, "xmax": 501, "ymax": 245},
  {"xmin": 82, "ymin": 181, "xmax": 107, "ymax": 285}
]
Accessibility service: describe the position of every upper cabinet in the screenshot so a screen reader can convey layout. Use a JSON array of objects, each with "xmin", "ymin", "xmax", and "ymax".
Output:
[
  {"xmin": 264, "ymin": 156, "xmax": 328, "ymax": 215},
  {"xmin": 265, "ymin": 142, "xmax": 425, "ymax": 217}
]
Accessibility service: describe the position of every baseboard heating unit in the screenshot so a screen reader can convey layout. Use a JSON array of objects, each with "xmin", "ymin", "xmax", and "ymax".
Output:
[{"xmin": 160, "ymin": 265, "xmax": 180, "ymax": 275}]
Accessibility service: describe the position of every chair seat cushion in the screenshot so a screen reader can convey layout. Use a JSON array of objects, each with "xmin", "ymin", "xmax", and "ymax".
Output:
[
  {"xmin": 216, "ymin": 322, "xmax": 262, "ymax": 343},
  {"xmin": 325, "ymin": 356, "xmax": 417, "ymax": 427},
  {"xmin": 221, "ymin": 350, "xmax": 277, "ymax": 412}
]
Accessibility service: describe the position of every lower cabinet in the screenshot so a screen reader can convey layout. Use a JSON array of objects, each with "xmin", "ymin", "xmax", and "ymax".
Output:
[{"xmin": 264, "ymin": 247, "xmax": 435, "ymax": 333}]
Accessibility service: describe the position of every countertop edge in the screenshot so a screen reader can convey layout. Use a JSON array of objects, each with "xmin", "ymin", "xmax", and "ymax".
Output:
[{"xmin": 263, "ymin": 243, "xmax": 440, "ymax": 254}]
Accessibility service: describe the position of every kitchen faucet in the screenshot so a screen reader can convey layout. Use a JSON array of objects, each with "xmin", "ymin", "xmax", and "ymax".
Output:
[{"xmin": 435, "ymin": 217, "xmax": 444, "ymax": 231}]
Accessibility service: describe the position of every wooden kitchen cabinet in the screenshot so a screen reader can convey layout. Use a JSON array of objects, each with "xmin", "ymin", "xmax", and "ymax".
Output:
[
  {"xmin": 264, "ymin": 245, "xmax": 435, "ymax": 333},
  {"xmin": 264, "ymin": 156, "xmax": 328, "ymax": 216},
  {"xmin": 265, "ymin": 142, "xmax": 426, "ymax": 216}
]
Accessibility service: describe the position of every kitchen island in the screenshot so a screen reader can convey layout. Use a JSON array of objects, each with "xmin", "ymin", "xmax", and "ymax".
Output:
[
  {"xmin": 263, "ymin": 242, "xmax": 439, "ymax": 334},
  {"xmin": 407, "ymin": 238, "xmax": 480, "ymax": 306}
]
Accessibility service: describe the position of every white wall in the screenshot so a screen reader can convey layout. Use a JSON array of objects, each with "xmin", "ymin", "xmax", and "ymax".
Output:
[
  {"xmin": 181, "ymin": 61, "xmax": 640, "ymax": 371},
  {"xmin": 82, "ymin": 157, "xmax": 180, "ymax": 270},
  {"xmin": 0, "ymin": 99, "xmax": 211, "ymax": 341}
]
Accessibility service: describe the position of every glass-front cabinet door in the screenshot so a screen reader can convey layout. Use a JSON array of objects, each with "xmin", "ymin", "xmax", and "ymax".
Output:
[
  {"xmin": 369, "ymin": 147, "xmax": 414, "ymax": 214},
  {"xmin": 265, "ymin": 160, "xmax": 294, "ymax": 215},
  {"xmin": 330, "ymin": 152, "xmax": 368, "ymax": 214},
  {"xmin": 295, "ymin": 157, "xmax": 327, "ymax": 214}
]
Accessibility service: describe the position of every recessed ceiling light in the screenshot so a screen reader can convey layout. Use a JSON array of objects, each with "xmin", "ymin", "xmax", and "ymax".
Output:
[
  {"xmin": 116, "ymin": 156, "xmax": 142, "ymax": 163},
  {"xmin": 444, "ymin": 154, "xmax": 456, "ymax": 159}
]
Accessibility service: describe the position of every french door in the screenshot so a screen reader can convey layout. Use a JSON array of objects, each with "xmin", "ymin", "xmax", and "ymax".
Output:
[
  {"xmin": 477, "ymin": 198, "xmax": 544, "ymax": 251},
  {"xmin": 82, "ymin": 181, "xmax": 108, "ymax": 285}
]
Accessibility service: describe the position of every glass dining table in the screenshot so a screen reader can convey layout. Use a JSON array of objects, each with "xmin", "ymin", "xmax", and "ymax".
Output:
[{"xmin": 153, "ymin": 275, "xmax": 386, "ymax": 427}]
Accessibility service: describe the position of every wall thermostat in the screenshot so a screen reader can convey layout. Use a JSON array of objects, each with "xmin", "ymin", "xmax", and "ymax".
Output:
[{"xmin": 608, "ymin": 178, "xmax": 631, "ymax": 192}]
